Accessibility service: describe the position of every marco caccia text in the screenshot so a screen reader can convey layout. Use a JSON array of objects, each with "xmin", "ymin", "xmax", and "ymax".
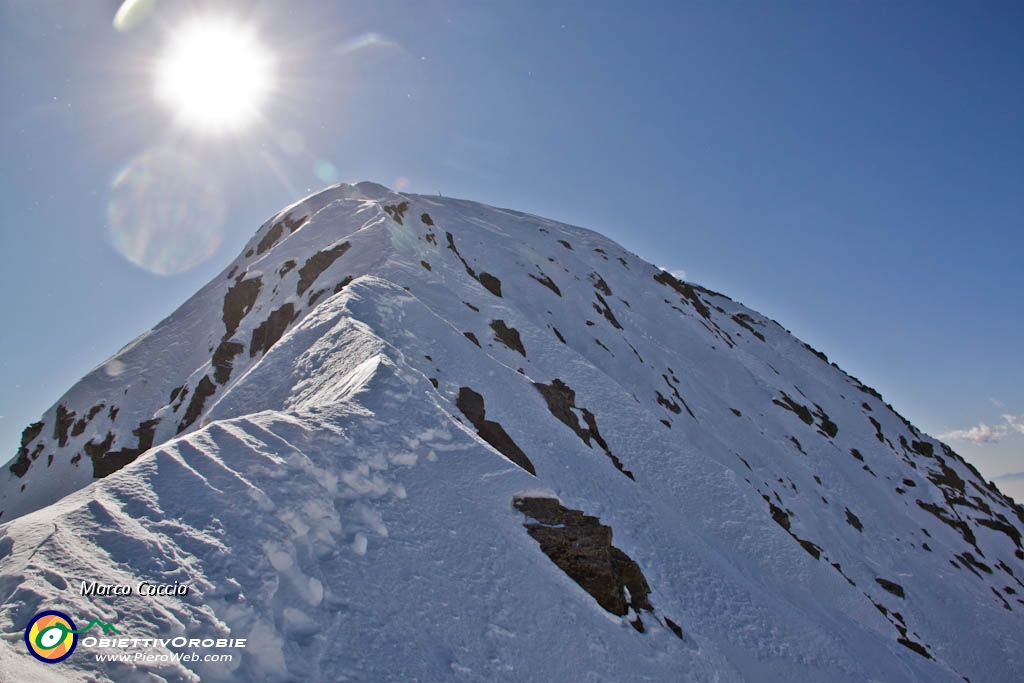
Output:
[{"xmin": 80, "ymin": 581, "xmax": 190, "ymax": 597}]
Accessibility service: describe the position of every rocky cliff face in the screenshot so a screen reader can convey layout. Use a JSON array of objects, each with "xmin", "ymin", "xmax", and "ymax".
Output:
[{"xmin": 1, "ymin": 182, "xmax": 1021, "ymax": 682}]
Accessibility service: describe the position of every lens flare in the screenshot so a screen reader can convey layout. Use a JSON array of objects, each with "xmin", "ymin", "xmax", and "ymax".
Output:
[
  {"xmin": 155, "ymin": 18, "xmax": 273, "ymax": 134},
  {"xmin": 107, "ymin": 147, "xmax": 227, "ymax": 276}
]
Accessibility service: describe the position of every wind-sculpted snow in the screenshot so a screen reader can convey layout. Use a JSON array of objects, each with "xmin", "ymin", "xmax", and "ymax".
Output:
[{"xmin": 1, "ymin": 182, "xmax": 1022, "ymax": 681}]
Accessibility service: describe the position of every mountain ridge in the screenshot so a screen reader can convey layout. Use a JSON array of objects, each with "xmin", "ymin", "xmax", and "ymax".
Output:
[{"xmin": 0, "ymin": 182, "xmax": 1021, "ymax": 682}]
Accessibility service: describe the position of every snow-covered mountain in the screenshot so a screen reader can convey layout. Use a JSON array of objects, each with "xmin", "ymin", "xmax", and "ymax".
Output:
[{"xmin": 1, "ymin": 182, "xmax": 1021, "ymax": 682}]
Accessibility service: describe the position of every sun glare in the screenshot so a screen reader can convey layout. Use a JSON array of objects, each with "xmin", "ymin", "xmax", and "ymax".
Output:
[{"xmin": 155, "ymin": 18, "xmax": 273, "ymax": 134}]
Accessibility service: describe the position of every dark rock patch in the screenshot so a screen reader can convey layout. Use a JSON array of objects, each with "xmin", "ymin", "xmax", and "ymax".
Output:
[
  {"xmin": 653, "ymin": 270, "xmax": 710, "ymax": 320},
  {"xmin": 656, "ymin": 391, "xmax": 682, "ymax": 415},
  {"xmin": 308, "ymin": 289, "xmax": 327, "ymax": 306},
  {"xmin": 533, "ymin": 379, "xmax": 634, "ymax": 480},
  {"xmin": 552, "ymin": 327, "xmax": 566, "ymax": 344},
  {"xmin": 911, "ymin": 440, "xmax": 934, "ymax": 458},
  {"xmin": 479, "ymin": 272, "xmax": 502, "ymax": 298},
  {"xmin": 592, "ymin": 293, "xmax": 622, "ymax": 329},
  {"xmin": 875, "ymin": 577, "xmax": 905, "ymax": 598},
  {"xmin": 420, "ymin": 260, "xmax": 432, "ymax": 271},
  {"xmin": 212, "ymin": 340, "xmax": 245, "ymax": 384},
  {"xmin": 222, "ymin": 277, "xmax": 262, "ymax": 338},
  {"xmin": 21, "ymin": 421, "xmax": 45, "ymax": 447},
  {"xmin": 897, "ymin": 638, "xmax": 932, "ymax": 659},
  {"xmin": 850, "ymin": 448, "xmax": 864, "ymax": 462},
  {"xmin": 868, "ymin": 416, "xmax": 885, "ymax": 443},
  {"xmin": 591, "ymin": 274, "xmax": 612, "ymax": 296},
  {"xmin": 802, "ymin": 342, "xmax": 829, "ymax": 364},
  {"xmin": 53, "ymin": 405, "xmax": 76, "ymax": 448},
  {"xmin": 463, "ymin": 331, "xmax": 481, "ymax": 347},
  {"xmin": 528, "ymin": 271, "xmax": 562, "ymax": 296},
  {"xmin": 767, "ymin": 500, "xmax": 791, "ymax": 531},
  {"xmin": 773, "ymin": 392, "xmax": 814, "ymax": 426},
  {"xmin": 456, "ymin": 388, "xmax": 535, "ymax": 475},
  {"xmin": 661, "ymin": 375, "xmax": 695, "ymax": 419},
  {"xmin": 916, "ymin": 499, "xmax": 977, "ymax": 548},
  {"xmin": 845, "ymin": 508, "xmax": 863, "ymax": 532},
  {"xmin": 731, "ymin": 314, "xmax": 765, "ymax": 342},
  {"xmin": 513, "ymin": 496, "xmax": 652, "ymax": 619},
  {"xmin": 258, "ymin": 213, "xmax": 306, "ymax": 256},
  {"xmin": 490, "ymin": 320, "xmax": 526, "ymax": 356},
  {"xmin": 8, "ymin": 421, "xmax": 45, "ymax": 477},
  {"xmin": 250, "ymin": 303, "xmax": 298, "ymax": 357},
  {"xmin": 169, "ymin": 386, "xmax": 183, "ymax": 402},
  {"xmin": 297, "ymin": 242, "xmax": 351, "ymax": 295},
  {"xmin": 108, "ymin": 405, "xmax": 119, "ymax": 421},
  {"xmin": 279, "ymin": 260, "xmax": 296, "ymax": 277},
  {"xmin": 334, "ymin": 276, "xmax": 354, "ymax": 294},
  {"xmin": 976, "ymin": 518, "xmax": 1022, "ymax": 548},
  {"xmin": 446, "ymin": 232, "xmax": 476, "ymax": 278},
  {"xmin": 83, "ymin": 432, "xmax": 115, "ymax": 472},
  {"xmin": 798, "ymin": 538, "xmax": 822, "ymax": 560},
  {"xmin": 383, "ymin": 201, "xmax": 409, "ymax": 224},
  {"xmin": 177, "ymin": 376, "xmax": 217, "ymax": 433},
  {"xmin": 420, "ymin": 212, "xmax": 433, "ymax": 225},
  {"xmin": 955, "ymin": 552, "xmax": 993, "ymax": 578},
  {"xmin": 557, "ymin": 239, "xmax": 572, "ymax": 250},
  {"xmin": 91, "ymin": 418, "xmax": 160, "ymax": 479}
]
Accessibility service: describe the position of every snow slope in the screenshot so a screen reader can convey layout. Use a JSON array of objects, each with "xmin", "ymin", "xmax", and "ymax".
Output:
[{"xmin": 0, "ymin": 182, "xmax": 1021, "ymax": 681}]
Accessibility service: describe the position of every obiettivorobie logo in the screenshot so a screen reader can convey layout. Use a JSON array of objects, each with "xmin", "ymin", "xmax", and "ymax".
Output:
[{"xmin": 24, "ymin": 610, "xmax": 119, "ymax": 663}]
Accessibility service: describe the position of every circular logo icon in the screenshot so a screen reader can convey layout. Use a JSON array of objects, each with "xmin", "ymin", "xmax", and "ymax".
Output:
[{"xmin": 25, "ymin": 611, "xmax": 78, "ymax": 663}]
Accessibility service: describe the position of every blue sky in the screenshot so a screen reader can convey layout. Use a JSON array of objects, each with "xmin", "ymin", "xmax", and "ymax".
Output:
[{"xmin": 1, "ymin": 1, "xmax": 1022, "ymax": 497}]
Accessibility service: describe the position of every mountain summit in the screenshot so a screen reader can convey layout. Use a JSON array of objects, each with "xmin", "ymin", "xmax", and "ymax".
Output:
[{"xmin": 1, "ymin": 182, "xmax": 1021, "ymax": 681}]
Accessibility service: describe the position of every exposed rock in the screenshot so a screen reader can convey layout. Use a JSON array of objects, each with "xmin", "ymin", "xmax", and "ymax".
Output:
[
  {"xmin": 876, "ymin": 577, "xmax": 906, "ymax": 598},
  {"xmin": 533, "ymin": 379, "xmax": 634, "ymax": 480},
  {"xmin": 490, "ymin": 320, "xmax": 526, "ymax": 356},
  {"xmin": 212, "ymin": 340, "xmax": 245, "ymax": 384},
  {"xmin": 91, "ymin": 418, "xmax": 160, "ymax": 479},
  {"xmin": 513, "ymin": 495, "xmax": 660, "ymax": 627},
  {"xmin": 845, "ymin": 508, "xmax": 864, "ymax": 532},
  {"xmin": 53, "ymin": 404, "xmax": 76, "ymax": 447},
  {"xmin": 383, "ymin": 201, "xmax": 409, "ymax": 224},
  {"xmin": 456, "ymin": 388, "xmax": 535, "ymax": 475},
  {"xmin": 773, "ymin": 392, "xmax": 814, "ymax": 426},
  {"xmin": 250, "ymin": 303, "xmax": 298, "ymax": 357},
  {"xmin": 258, "ymin": 213, "xmax": 306, "ymax": 256},
  {"xmin": 177, "ymin": 376, "xmax": 217, "ymax": 433},
  {"xmin": 297, "ymin": 242, "xmax": 352, "ymax": 295},
  {"xmin": 222, "ymin": 277, "xmax": 262, "ymax": 338},
  {"xmin": 529, "ymin": 271, "xmax": 562, "ymax": 296},
  {"xmin": 653, "ymin": 270, "xmax": 711, "ymax": 320},
  {"xmin": 479, "ymin": 272, "xmax": 502, "ymax": 298}
]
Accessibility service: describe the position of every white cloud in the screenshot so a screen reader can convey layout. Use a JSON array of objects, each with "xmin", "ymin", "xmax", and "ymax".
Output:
[
  {"xmin": 1003, "ymin": 414, "xmax": 1024, "ymax": 435},
  {"xmin": 939, "ymin": 413, "xmax": 1024, "ymax": 444},
  {"xmin": 939, "ymin": 422, "xmax": 1006, "ymax": 444},
  {"xmin": 989, "ymin": 397, "xmax": 1006, "ymax": 408}
]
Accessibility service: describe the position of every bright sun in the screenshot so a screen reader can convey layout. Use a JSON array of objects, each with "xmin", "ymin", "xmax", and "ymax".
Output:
[{"xmin": 155, "ymin": 18, "xmax": 273, "ymax": 134}]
